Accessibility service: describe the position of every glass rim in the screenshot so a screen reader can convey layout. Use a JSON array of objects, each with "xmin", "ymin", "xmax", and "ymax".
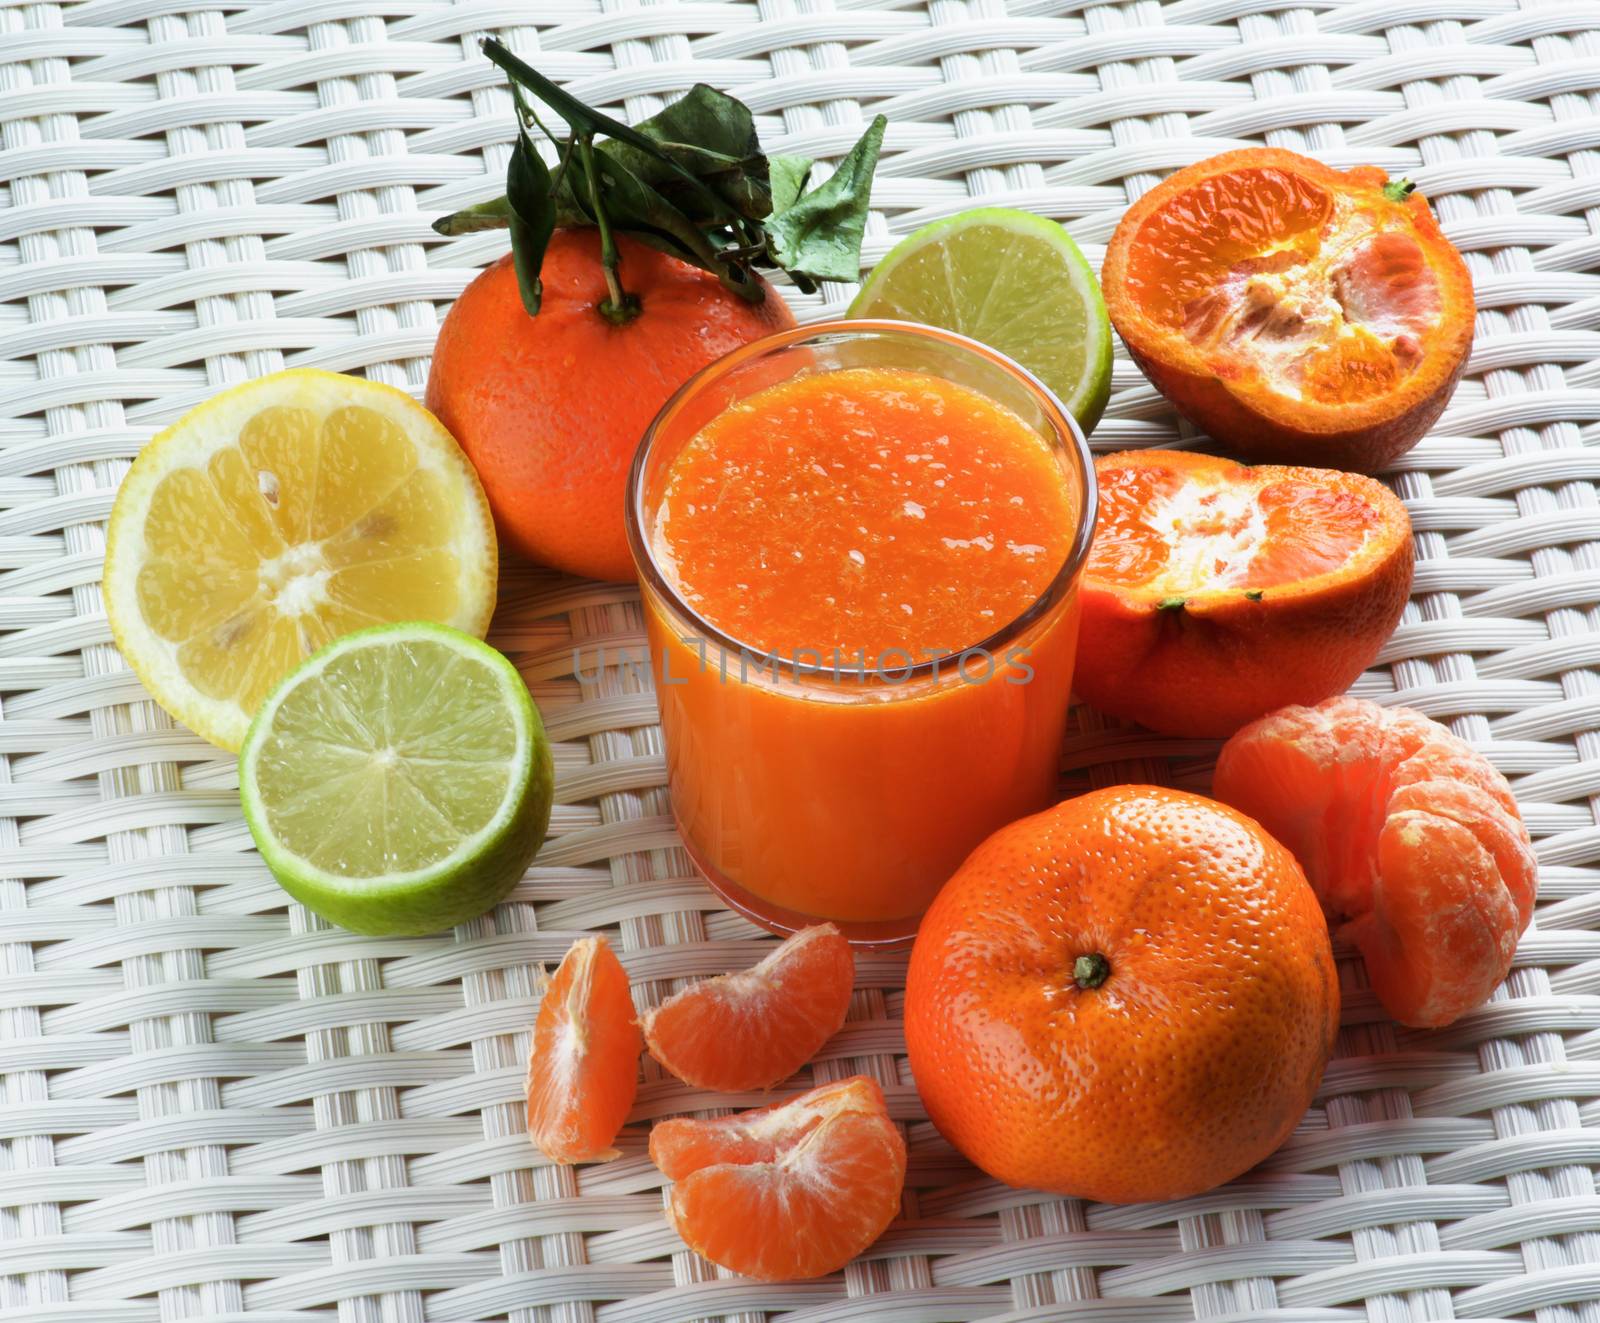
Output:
[{"xmin": 624, "ymin": 317, "xmax": 1100, "ymax": 684}]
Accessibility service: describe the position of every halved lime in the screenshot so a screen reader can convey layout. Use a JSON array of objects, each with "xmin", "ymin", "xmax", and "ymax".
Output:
[
  {"xmin": 849, "ymin": 207, "xmax": 1113, "ymax": 433},
  {"xmin": 239, "ymin": 622, "xmax": 553, "ymax": 935}
]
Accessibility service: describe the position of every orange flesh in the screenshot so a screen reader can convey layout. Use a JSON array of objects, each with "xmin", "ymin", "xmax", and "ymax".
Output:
[
  {"xmin": 641, "ymin": 924, "xmax": 855, "ymax": 1093},
  {"xmin": 525, "ymin": 937, "xmax": 641, "ymax": 1164},
  {"xmin": 1090, "ymin": 460, "xmax": 1382, "ymax": 597},
  {"xmin": 1213, "ymin": 698, "xmax": 1538, "ymax": 1028},
  {"xmin": 655, "ymin": 366, "xmax": 1074, "ymax": 660},
  {"xmin": 1126, "ymin": 167, "xmax": 1443, "ymax": 405},
  {"xmin": 649, "ymin": 1076, "xmax": 906, "ymax": 1281}
]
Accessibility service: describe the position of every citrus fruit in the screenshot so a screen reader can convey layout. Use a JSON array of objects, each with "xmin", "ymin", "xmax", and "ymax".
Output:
[
  {"xmin": 527, "ymin": 936, "xmax": 642, "ymax": 1164},
  {"xmin": 650, "ymin": 1075, "xmax": 905, "ymax": 1279},
  {"xmin": 426, "ymin": 229, "xmax": 795, "ymax": 583},
  {"xmin": 849, "ymin": 207, "xmax": 1113, "ymax": 433},
  {"xmin": 905, "ymin": 785, "xmax": 1337, "ymax": 1204},
  {"xmin": 1074, "ymin": 448, "xmax": 1413, "ymax": 738},
  {"xmin": 104, "ymin": 368, "xmax": 497, "ymax": 751},
  {"xmin": 238, "ymin": 622, "xmax": 552, "ymax": 936},
  {"xmin": 641, "ymin": 924, "xmax": 854, "ymax": 1092},
  {"xmin": 1214, "ymin": 696, "xmax": 1538, "ymax": 1028},
  {"xmin": 1102, "ymin": 148, "xmax": 1474, "ymax": 472}
]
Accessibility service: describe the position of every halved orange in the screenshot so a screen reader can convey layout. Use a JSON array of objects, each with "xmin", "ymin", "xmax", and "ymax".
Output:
[
  {"xmin": 1214, "ymin": 697, "xmax": 1538, "ymax": 1027},
  {"xmin": 650, "ymin": 1075, "xmax": 906, "ymax": 1280},
  {"xmin": 641, "ymin": 924, "xmax": 854, "ymax": 1093},
  {"xmin": 1103, "ymin": 149, "xmax": 1474, "ymax": 472},
  {"xmin": 526, "ymin": 937, "xmax": 641, "ymax": 1163},
  {"xmin": 1075, "ymin": 449, "xmax": 1413, "ymax": 738}
]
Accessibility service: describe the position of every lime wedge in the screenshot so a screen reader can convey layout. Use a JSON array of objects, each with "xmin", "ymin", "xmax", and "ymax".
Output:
[
  {"xmin": 849, "ymin": 208, "xmax": 1113, "ymax": 433},
  {"xmin": 239, "ymin": 622, "xmax": 553, "ymax": 935}
]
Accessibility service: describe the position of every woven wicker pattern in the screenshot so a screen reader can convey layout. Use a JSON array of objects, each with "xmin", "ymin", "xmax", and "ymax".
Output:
[{"xmin": 4, "ymin": 0, "xmax": 1600, "ymax": 1318}]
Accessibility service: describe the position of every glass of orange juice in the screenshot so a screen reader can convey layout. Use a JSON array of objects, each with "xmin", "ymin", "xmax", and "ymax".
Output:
[{"xmin": 626, "ymin": 320, "xmax": 1096, "ymax": 947}]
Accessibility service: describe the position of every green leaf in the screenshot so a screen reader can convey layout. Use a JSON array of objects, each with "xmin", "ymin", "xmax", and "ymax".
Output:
[
  {"xmin": 638, "ymin": 84, "xmax": 760, "ymax": 162},
  {"xmin": 482, "ymin": 39, "xmax": 734, "ymax": 226},
  {"xmin": 563, "ymin": 137, "xmax": 719, "ymax": 269},
  {"xmin": 769, "ymin": 154, "xmax": 813, "ymax": 214},
  {"xmin": 432, "ymin": 195, "xmax": 512, "ymax": 235},
  {"xmin": 505, "ymin": 128, "xmax": 557, "ymax": 316},
  {"xmin": 623, "ymin": 85, "xmax": 771, "ymax": 220},
  {"xmin": 765, "ymin": 116, "xmax": 885, "ymax": 281}
]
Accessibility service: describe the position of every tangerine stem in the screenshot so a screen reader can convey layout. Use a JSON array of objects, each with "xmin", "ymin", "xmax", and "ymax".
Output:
[
  {"xmin": 1073, "ymin": 953, "xmax": 1110, "ymax": 989},
  {"xmin": 579, "ymin": 134, "xmax": 640, "ymax": 325}
]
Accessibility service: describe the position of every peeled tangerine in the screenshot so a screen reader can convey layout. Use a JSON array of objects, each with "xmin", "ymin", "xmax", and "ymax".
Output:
[
  {"xmin": 1215, "ymin": 697, "xmax": 1538, "ymax": 1027},
  {"xmin": 650, "ymin": 1076, "xmax": 906, "ymax": 1280},
  {"xmin": 640, "ymin": 924, "xmax": 855, "ymax": 1092},
  {"xmin": 526, "ymin": 937, "xmax": 642, "ymax": 1163}
]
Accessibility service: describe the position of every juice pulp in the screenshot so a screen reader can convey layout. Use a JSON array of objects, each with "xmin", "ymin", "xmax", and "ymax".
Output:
[{"xmin": 646, "ymin": 365, "xmax": 1081, "ymax": 929}]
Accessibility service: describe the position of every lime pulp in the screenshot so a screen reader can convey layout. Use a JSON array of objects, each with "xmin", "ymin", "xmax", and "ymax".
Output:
[
  {"xmin": 238, "ymin": 621, "xmax": 553, "ymax": 935},
  {"xmin": 849, "ymin": 207, "xmax": 1113, "ymax": 434}
]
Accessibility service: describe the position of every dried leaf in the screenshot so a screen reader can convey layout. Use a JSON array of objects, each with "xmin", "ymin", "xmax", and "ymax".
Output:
[{"xmin": 765, "ymin": 116, "xmax": 885, "ymax": 282}]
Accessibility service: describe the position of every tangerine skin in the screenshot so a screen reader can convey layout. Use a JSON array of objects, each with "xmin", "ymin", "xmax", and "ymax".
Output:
[
  {"xmin": 1074, "ymin": 450, "xmax": 1414, "ymax": 738},
  {"xmin": 905, "ymin": 785, "xmax": 1338, "ymax": 1205},
  {"xmin": 1102, "ymin": 149, "xmax": 1474, "ymax": 474},
  {"xmin": 426, "ymin": 229, "xmax": 795, "ymax": 582}
]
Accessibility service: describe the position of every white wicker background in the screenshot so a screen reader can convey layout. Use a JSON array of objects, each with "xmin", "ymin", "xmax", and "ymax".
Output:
[{"xmin": 3, "ymin": 0, "xmax": 1600, "ymax": 1320}]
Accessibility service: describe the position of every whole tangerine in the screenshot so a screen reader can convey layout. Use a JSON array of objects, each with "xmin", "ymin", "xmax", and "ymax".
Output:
[
  {"xmin": 905, "ymin": 785, "xmax": 1338, "ymax": 1204},
  {"xmin": 426, "ymin": 229, "xmax": 795, "ymax": 582}
]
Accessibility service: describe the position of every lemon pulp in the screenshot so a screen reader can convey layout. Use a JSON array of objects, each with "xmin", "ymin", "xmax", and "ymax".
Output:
[{"xmin": 106, "ymin": 369, "xmax": 496, "ymax": 750}]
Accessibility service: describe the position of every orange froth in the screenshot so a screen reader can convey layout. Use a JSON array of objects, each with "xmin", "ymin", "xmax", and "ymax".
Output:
[{"xmin": 654, "ymin": 366, "xmax": 1074, "ymax": 662}]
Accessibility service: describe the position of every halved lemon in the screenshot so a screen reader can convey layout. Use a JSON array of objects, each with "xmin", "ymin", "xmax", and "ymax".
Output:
[{"xmin": 105, "ymin": 369, "xmax": 498, "ymax": 751}]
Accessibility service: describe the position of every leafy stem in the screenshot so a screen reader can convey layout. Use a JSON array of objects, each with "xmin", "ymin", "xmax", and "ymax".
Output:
[
  {"xmin": 435, "ymin": 40, "xmax": 886, "ymax": 319},
  {"xmin": 579, "ymin": 134, "xmax": 639, "ymax": 323}
]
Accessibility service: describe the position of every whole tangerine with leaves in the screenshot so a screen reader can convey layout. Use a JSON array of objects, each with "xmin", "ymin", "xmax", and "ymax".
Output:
[
  {"xmin": 427, "ymin": 229, "xmax": 795, "ymax": 582},
  {"xmin": 1103, "ymin": 148, "xmax": 1474, "ymax": 472},
  {"xmin": 905, "ymin": 784, "xmax": 1338, "ymax": 1204}
]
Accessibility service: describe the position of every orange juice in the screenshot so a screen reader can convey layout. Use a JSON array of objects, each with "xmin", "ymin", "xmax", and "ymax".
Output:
[{"xmin": 629, "ymin": 323, "xmax": 1092, "ymax": 944}]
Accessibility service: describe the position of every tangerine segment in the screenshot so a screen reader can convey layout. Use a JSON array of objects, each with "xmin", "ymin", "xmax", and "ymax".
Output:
[
  {"xmin": 526, "ymin": 937, "xmax": 642, "ymax": 1163},
  {"xmin": 641, "ymin": 925, "xmax": 855, "ymax": 1093},
  {"xmin": 1103, "ymin": 149, "xmax": 1474, "ymax": 472},
  {"xmin": 1214, "ymin": 697, "xmax": 1538, "ymax": 1028},
  {"xmin": 650, "ymin": 1076, "xmax": 906, "ymax": 1280},
  {"xmin": 1130, "ymin": 164, "xmax": 1333, "ymax": 336},
  {"xmin": 1074, "ymin": 450, "xmax": 1413, "ymax": 738}
]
